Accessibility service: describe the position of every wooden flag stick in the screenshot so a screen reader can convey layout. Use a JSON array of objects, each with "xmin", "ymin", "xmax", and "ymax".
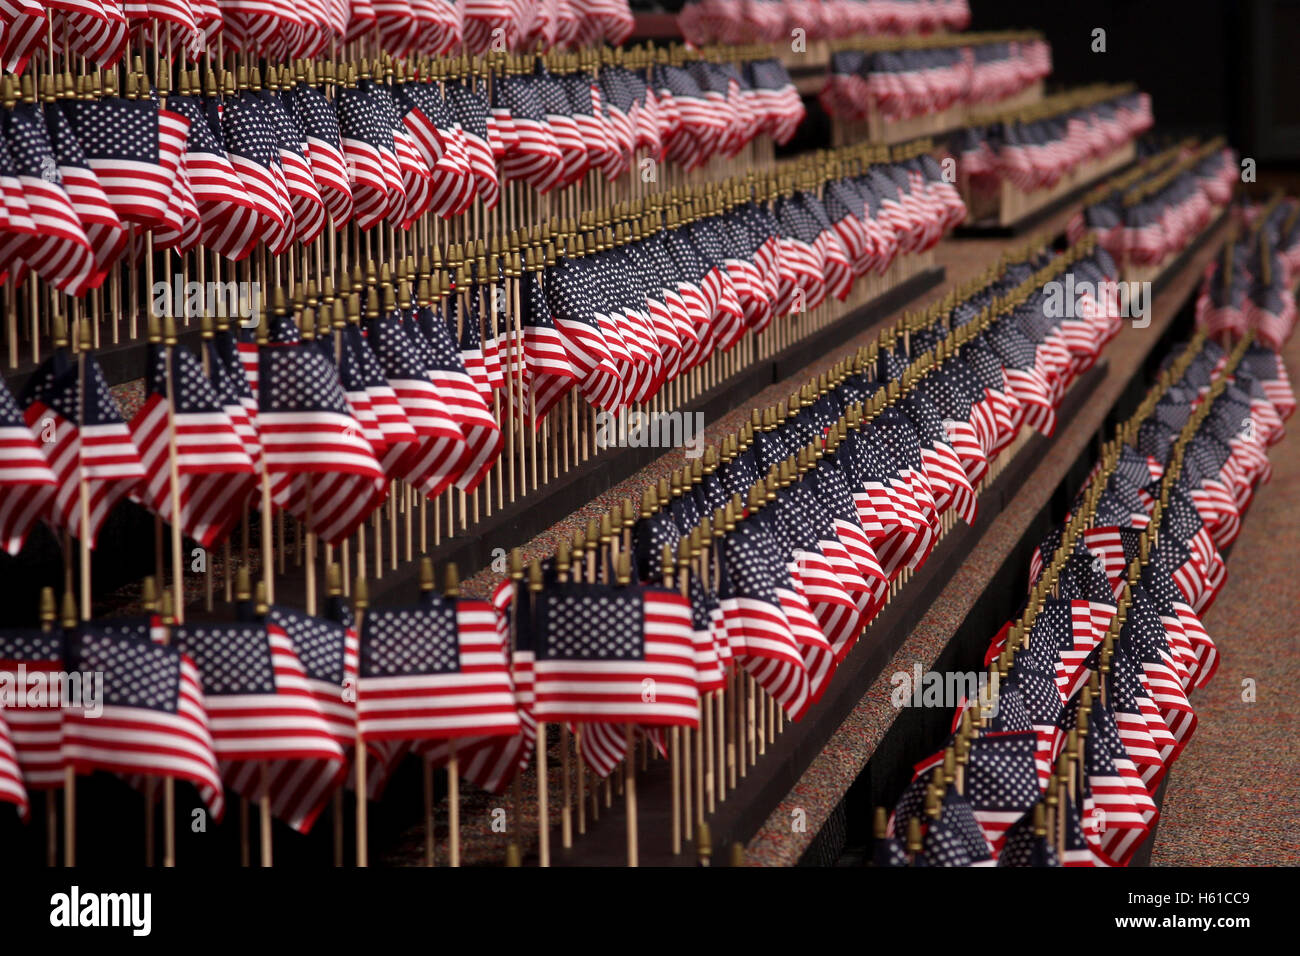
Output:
[
  {"xmin": 444, "ymin": 561, "xmax": 462, "ymax": 867},
  {"xmin": 353, "ymin": 573, "xmax": 369, "ymax": 866},
  {"xmin": 60, "ymin": 588, "xmax": 78, "ymax": 866},
  {"xmin": 662, "ymin": 543, "xmax": 681, "ymax": 855},
  {"xmin": 528, "ymin": 558, "xmax": 549, "ymax": 866},
  {"xmin": 624, "ymin": 723, "xmax": 638, "ymax": 867},
  {"xmin": 159, "ymin": 585, "xmax": 177, "ymax": 867}
]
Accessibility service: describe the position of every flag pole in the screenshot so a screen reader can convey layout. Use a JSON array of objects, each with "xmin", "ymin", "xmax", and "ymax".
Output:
[
  {"xmin": 353, "ymin": 573, "xmax": 369, "ymax": 866},
  {"xmin": 159, "ymin": 586, "xmax": 177, "ymax": 867},
  {"xmin": 60, "ymin": 588, "xmax": 78, "ymax": 866},
  {"xmin": 444, "ymin": 561, "xmax": 462, "ymax": 867},
  {"xmin": 141, "ymin": 577, "xmax": 159, "ymax": 864},
  {"xmin": 527, "ymin": 558, "xmax": 549, "ymax": 866},
  {"xmin": 614, "ymin": 551, "xmax": 638, "ymax": 867},
  {"xmin": 254, "ymin": 580, "xmax": 273, "ymax": 867},
  {"xmin": 164, "ymin": 318, "xmax": 185, "ymax": 613},
  {"xmin": 417, "ymin": 557, "xmax": 437, "ymax": 866}
]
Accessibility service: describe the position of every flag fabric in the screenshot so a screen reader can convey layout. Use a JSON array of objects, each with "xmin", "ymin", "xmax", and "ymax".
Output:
[
  {"xmin": 128, "ymin": 340, "xmax": 257, "ymax": 548},
  {"xmin": 0, "ymin": 378, "xmax": 57, "ymax": 556},
  {"xmin": 61, "ymin": 619, "xmax": 225, "ymax": 820},
  {"xmin": 356, "ymin": 595, "xmax": 522, "ymax": 745},
  {"xmin": 171, "ymin": 620, "xmax": 345, "ymax": 833},
  {"xmin": 0, "ymin": 627, "xmax": 66, "ymax": 792},
  {"xmin": 258, "ymin": 324, "xmax": 388, "ymax": 545},
  {"xmin": 19, "ymin": 346, "xmax": 146, "ymax": 547},
  {"xmin": 532, "ymin": 582, "xmax": 699, "ymax": 727}
]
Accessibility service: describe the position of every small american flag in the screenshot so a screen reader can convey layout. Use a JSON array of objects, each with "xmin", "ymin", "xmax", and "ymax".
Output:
[
  {"xmin": 357, "ymin": 595, "xmax": 522, "ymax": 744},
  {"xmin": 0, "ymin": 706, "xmax": 27, "ymax": 818},
  {"xmin": 962, "ymin": 732, "xmax": 1041, "ymax": 851},
  {"xmin": 172, "ymin": 619, "xmax": 345, "ymax": 833},
  {"xmin": 61, "ymin": 619, "xmax": 225, "ymax": 821},
  {"xmin": 44, "ymin": 101, "xmax": 126, "ymax": 280},
  {"xmin": 416, "ymin": 300, "xmax": 502, "ymax": 493},
  {"xmin": 0, "ymin": 627, "xmax": 64, "ymax": 791},
  {"xmin": 289, "ymin": 80, "xmax": 354, "ymax": 228},
  {"xmin": 20, "ymin": 346, "xmax": 145, "ymax": 547},
  {"xmin": 258, "ymin": 325, "xmax": 388, "ymax": 546},
  {"xmin": 997, "ymin": 808, "xmax": 1060, "ymax": 867},
  {"xmin": 129, "ymin": 341, "xmax": 257, "ymax": 549},
  {"xmin": 365, "ymin": 305, "xmax": 468, "ymax": 500},
  {"xmin": 718, "ymin": 524, "xmax": 810, "ymax": 721},
  {"xmin": 220, "ymin": 91, "xmax": 294, "ymax": 255},
  {"xmin": 62, "ymin": 96, "xmax": 182, "ymax": 232},
  {"xmin": 166, "ymin": 94, "xmax": 260, "ymax": 261},
  {"xmin": 335, "ymin": 84, "xmax": 402, "ymax": 231},
  {"xmin": 923, "ymin": 783, "xmax": 994, "ymax": 867},
  {"xmin": 533, "ymin": 582, "xmax": 700, "ymax": 727},
  {"xmin": 1, "ymin": 103, "xmax": 96, "ymax": 296},
  {"xmin": 0, "ymin": 378, "xmax": 56, "ymax": 555}
]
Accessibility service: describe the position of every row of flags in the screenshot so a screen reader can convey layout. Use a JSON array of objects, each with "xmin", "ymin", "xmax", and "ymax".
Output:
[
  {"xmin": 677, "ymin": 0, "xmax": 971, "ymax": 46},
  {"xmin": 0, "ymin": 0, "xmax": 636, "ymax": 73},
  {"xmin": 0, "ymin": 47, "xmax": 804, "ymax": 295},
  {"xmin": 956, "ymin": 87, "xmax": 1154, "ymax": 195},
  {"xmin": 0, "ymin": 140, "xmax": 967, "ymax": 554},
  {"xmin": 0, "ymin": 230, "xmax": 1136, "ymax": 857},
  {"xmin": 1196, "ymin": 196, "xmax": 1300, "ymax": 349},
  {"xmin": 1068, "ymin": 138, "xmax": 1237, "ymax": 268},
  {"xmin": 820, "ymin": 32, "xmax": 1052, "ymax": 123},
  {"xmin": 874, "ymin": 328, "xmax": 1295, "ymax": 867}
]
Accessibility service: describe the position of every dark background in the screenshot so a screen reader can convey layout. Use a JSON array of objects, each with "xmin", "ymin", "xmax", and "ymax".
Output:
[
  {"xmin": 633, "ymin": 0, "xmax": 1300, "ymax": 166},
  {"xmin": 969, "ymin": 0, "xmax": 1300, "ymax": 164}
]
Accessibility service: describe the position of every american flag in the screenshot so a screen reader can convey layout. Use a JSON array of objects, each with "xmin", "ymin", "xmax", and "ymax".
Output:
[
  {"xmin": 171, "ymin": 619, "xmax": 345, "ymax": 833},
  {"xmin": 412, "ymin": 302, "xmax": 502, "ymax": 493},
  {"xmin": 544, "ymin": 254, "xmax": 623, "ymax": 411},
  {"xmin": 289, "ymin": 80, "xmax": 354, "ymax": 228},
  {"xmin": 357, "ymin": 595, "xmax": 522, "ymax": 743},
  {"xmin": 260, "ymin": 88, "xmax": 326, "ymax": 244},
  {"xmin": 532, "ymin": 582, "xmax": 700, "ymax": 727},
  {"xmin": 128, "ymin": 340, "xmax": 257, "ymax": 549},
  {"xmin": 0, "ymin": 626, "xmax": 65, "ymax": 791},
  {"xmin": 1122, "ymin": 589, "xmax": 1197, "ymax": 752},
  {"xmin": 1, "ymin": 103, "xmax": 96, "ymax": 297},
  {"xmin": 258, "ymin": 324, "xmax": 388, "ymax": 545},
  {"xmin": 61, "ymin": 619, "xmax": 225, "ymax": 821},
  {"xmin": 62, "ymin": 96, "xmax": 185, "ymax": 232},
  {"xmin": 221, "ymin": 91, "xmax": 294, "ymax": 255},
  {"xmin": 20, "ymin": 345, "xmax": 145, "ymax": 547},
  {"xmin": 335, "ymin": 83, "xmax": 403, "ymax": 231},
  {"xmin": 370, "ymin": 81, "xmax": 433, "ymax": 228},
  {"xmin": 0, "ymin": 377, "xmax": 57, "ymax": 555},
  {"xmin": 256, "ymin": 605, "xmax": 357, "ymax": 832},
  {"xmin": 366, "ymin": 305, "xmax": 468, "ymax": 500},
  {"xmin": 1107, "ymin": 642, "xmax": 1173, "ymax": 788},
  {"xmin": 416, "ymin": 578, "xmax": 536, "ymax": 793},
  {"xmin": 492, "ymin": 70, "xmax": 561, "ymax": 194},
  {"xmin": 443, "ymin": 78, "xmax": 499, "ymax": 210},
  {"xmin": 0, "ymin": 705, "xmax": 27, "ymax": 817},
  {"xmin": 903, "ymin": 390, "xmax": 978, "ymax": 525},
  {"xmin": 207, "ymin": 323, "xmax": 262, "ymax": 467},
  {"xmin": 1076, "ymin": 694, "xmax": 1156, "ymax": 866},
  {"xmin": 923, "ymin": 783, "xmax": 995, "ymax": 867},
  {"xmin": 1058, "ymin": 791, "xmax": 1105, "ymax": 867},
  {"xmin": 393, "ymin": 82, "xmax": 475, "ymax": 219},
  {"xmin": 996, "ymin": 807, "xmax": 1060, "ymax": 867},
  {"xmin": 165, "ymin": 95, "xmax": 261, "ymax": 261},
  {"xmin": 719, "ymin": 523, "xmax": 810, "ymax": 721},
  {"xmin": 962, "ymin": 732, "xmax": 1041, "ymax": 851},
  {"xmin": 334, "ymin": 320, "xmax": 417, "ymax": 451},
  {"xmin": 0, "ymin": 0, "xmax": 45, "ymax": 73},
  {"xmin": 43, "ymin": 101, "xmax": 126, "ymax": 281}
]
